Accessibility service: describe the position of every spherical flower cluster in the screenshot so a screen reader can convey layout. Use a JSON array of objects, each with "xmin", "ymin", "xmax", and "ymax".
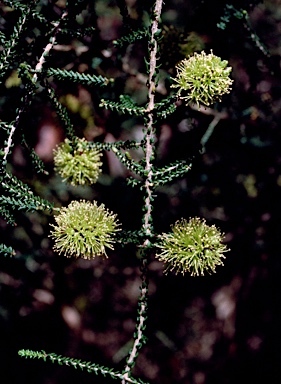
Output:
[
  {"xmin": 156, "ymin": 217, "xmax": 228, "ymax": 276},
  {"xmin": 49, "ymin": 200, "xmax": 120, "ymax": 259},
  {"xmin": 53, "ymin": 138, "xmax": 102, "ymax": 186},
  {"xmin": 171, "ymin": 51, "xmax": 233, "ymax": 106}
]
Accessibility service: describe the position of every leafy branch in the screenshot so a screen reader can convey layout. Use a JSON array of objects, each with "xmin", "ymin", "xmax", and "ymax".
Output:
[
  {"xmin": 0, "ymin": 0, "xmax": 239, "ymax": 382},
  {"xmin": 100, "ymin": 95, "xmax": 147, "ymax": 116},
  {"xmin": 0, "ymin": 1, "xmax": 36, "ymax": 81},
  {"xmin": 121, "ymin": 1, "xmax": 164, "ymax": 382},
  {"xmin": 18, "ymin": 350, "xmax": 149, "ymax": 384},
  {"xmin": 113, "ymin": 28, "xmax": 149, "ymax": 48},
  {"xmin": 0, "ymin": 243, "xmax": 16, "ymax": 257},
  {"xmin": 47, "ymin": 68, "xmax": 113, "ymax": 87}
]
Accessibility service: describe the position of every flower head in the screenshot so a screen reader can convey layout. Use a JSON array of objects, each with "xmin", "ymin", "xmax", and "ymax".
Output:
[
  {"xmin": 156, "ymin": 217, "xmax": 228, "ymax": 276},
  {"xmin": 49, "ymin": 200, "xmax": 120, "ymax": 259},
  {"xmin": 53, "ymin": 138, "xmax": 102, "ymax": 186},
  {"xmin": 171, "ymin": 51, "xmax": 233, "ymax": 106}
]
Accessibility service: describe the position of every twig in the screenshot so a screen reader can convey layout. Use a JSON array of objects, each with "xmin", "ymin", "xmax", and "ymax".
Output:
[
  {"xmin": 190, "ymin": 104, "xmax": 228, "ymax": 151},
  {"xmin": 3, "ymin": 9, "xmax": 68, "ymax": 161}
]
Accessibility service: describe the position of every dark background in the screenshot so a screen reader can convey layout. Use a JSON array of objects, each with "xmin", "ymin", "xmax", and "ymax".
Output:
[{"xmin": 0, "ymin": 0, "xmax": 281, "ymax": 383}]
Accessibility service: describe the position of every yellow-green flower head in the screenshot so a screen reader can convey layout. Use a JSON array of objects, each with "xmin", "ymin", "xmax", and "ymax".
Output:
[
  {"xmin": 156, "ymin": 217, "xmax": 228, "ymax": 276},
  {"xmin": 49, "ymin": 200, "xmax": 120, "ymax": 259},
  {"xmin": 53, "ymin": 138, "xmax": 102, "ymax": 186},
  {"xmin": 171, "ymin": 51, "xmax": 233, "ymax": 106}
]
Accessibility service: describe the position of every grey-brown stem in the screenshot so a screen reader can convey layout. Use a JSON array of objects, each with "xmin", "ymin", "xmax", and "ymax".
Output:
[
  {"xmin": 121, "ymin": 0, "xmax": 163, "ymax": 383},
  {"xmin": 3, "ymin": 9, "xmax": 68, "ymax": 161}
]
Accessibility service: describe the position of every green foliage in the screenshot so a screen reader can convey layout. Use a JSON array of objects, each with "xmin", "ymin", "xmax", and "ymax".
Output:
[
  {"xmin": 113, "ymin": 28, "xmax": 149, "ymax": 48},
  {"xmin": 45, "ymin": 85, "xmax": 76, "ymax": 139},
  {"xmin": 217, "ymin": 4, "xmax": 247, "ymax": 30},
  {"xmin": 59, "ymin": 26, "xmax": 96, "ymax": 38},
  {"xmin": 151, "ymin": 160, "xmax": 193, "ymax": 187},
  {"xmin": 100, "ymin": 95, "xmax": 147, "ymax": 116},
  {"xmin": 18, "ymin": 349, "xmax": 150, "ymax": 383},
  {"xmin": 26, "ymin": 147, "xmax": 47, "ymax": 175},
  {"xmin": 88, "ymin": 139, "xmax": 143, "ymax": 152},
  {"xmin": 0, "ymin": 243, "xmax": 16, "ymax": 257},
  {"xmin": 47, "ymin": 68, "xmax": 112, "ymax": 87},
  {"xmin": 0, "ymin": 0, "xmax": 272, "ymax": 382},
  {"xmin": 0, "ymin": 171, "xmax": 54, "ymax": 224},
  {"xmin": 154, "ymin": 95, "xmax": 178, "ymax": 119},
  {"xmin": 218, "ymin": 4, "xmax": 270, "ymax": 57},
  {"xmin": 111, "ymin": 145, "xmax": 147, "ymax": 177},
  {"xmin": 18, "ymin": 350, "xmax": 123, "ymax": 381},
  {"xmin": 0, "ymin": 2, "xmax": 35, "ymax": 81}
]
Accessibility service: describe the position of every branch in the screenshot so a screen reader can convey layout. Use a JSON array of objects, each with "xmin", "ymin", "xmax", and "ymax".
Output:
[
  {"xmin": 18, "ymin": 349, "xmax": 148, "ymax": 384},
  {"xmin": 0, "ymin": 2, "xmax": 35, "ymax": 80},
  {"xmin": 190, "ymin": 105, "xmax": 228, "ymax": 151},
  {"xmin": 3, "ymin": 9, "xmax": 69, "ymax": 161},
  {"xmin": 122, "ymin": 1, "xmax": 164, "ymax": 382}
]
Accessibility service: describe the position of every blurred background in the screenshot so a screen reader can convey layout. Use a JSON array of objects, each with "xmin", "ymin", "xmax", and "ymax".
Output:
[{"xmin": 0, "ymin": 0, "xmax": 281, "ymax": 383}]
